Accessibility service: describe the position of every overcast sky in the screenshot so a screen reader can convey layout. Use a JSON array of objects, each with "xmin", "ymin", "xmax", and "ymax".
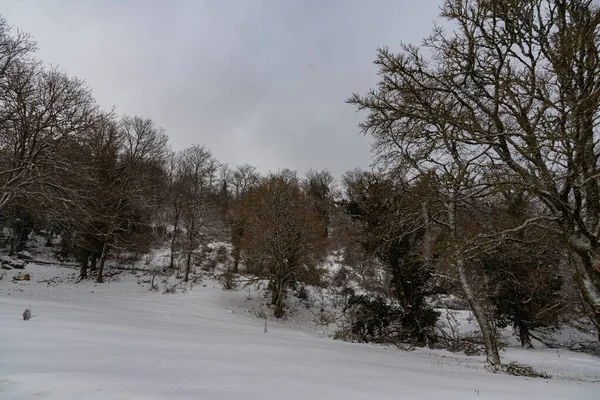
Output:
[{"xmin": 2, "ymin": 0, "xmax": 442, "ymax": 177}]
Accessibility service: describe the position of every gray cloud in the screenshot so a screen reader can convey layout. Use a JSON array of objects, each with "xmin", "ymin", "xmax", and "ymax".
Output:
[{"xmin": 2, "ymin": 0, "xmax": 442, "ymax": 177}]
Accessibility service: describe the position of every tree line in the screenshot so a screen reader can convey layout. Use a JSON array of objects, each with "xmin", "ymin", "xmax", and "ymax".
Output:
[{"xmin": 1, "ymin": 0, "xmax": 599, "ymax": 372}]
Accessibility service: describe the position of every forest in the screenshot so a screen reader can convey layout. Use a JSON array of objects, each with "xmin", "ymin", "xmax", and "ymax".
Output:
[{"xmin": 1, "ymin": 0, "xmax": 599, "ymax": 374}]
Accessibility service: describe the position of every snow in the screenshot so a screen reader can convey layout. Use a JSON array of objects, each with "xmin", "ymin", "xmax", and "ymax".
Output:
[{"xmin": 1, "ymin": 263, "xmax": 599, "ymax": 399}]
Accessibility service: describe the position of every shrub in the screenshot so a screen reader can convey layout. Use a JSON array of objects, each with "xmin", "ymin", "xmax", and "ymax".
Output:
[
  {"xmin": 505, "ymin": 362, "xmax": 551, "ymax": 379},
  {"xmin": 215, "ymin": 245, "xmax": 229, "ymax": 264},
  {"xmin": 343, "ymin": 295, "xmax": 403, "ymax": 343},
  {"xmin": 201, "ymin": 258, "xmax": 218, "ymax": 273},
  {"xmin": 331, "ymin": 267, "xmax": 349, "ymax": 288},
  {"xmin": 342, "ymin": 294, "xmax": 438, "ymax": 346},
  {"xmin": 297, "ymin": 285, "xmax": 309, "ymax": 300},
  {"xmin": 22, "ymin": 307, "xmax": 33, "ymax": 321},
  {"xmin": 218, "ymin": 266, "xmax": 238, "ymax": 290}
]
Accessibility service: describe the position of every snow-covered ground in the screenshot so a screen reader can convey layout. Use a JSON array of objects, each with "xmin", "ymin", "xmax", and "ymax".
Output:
[{"xmin": 1, "ymin": 263, "xmax": 599, "ymax": 399}]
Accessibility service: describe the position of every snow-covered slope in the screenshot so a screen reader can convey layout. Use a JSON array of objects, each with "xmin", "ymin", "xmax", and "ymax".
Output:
[{"xmin": 1, "ymin": 264, "xmax": 599, "ymax": 399}]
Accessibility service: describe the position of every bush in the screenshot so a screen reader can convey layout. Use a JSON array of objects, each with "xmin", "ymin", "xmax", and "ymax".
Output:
[
  {"xmin": 331, "ymin": 267, "xmax": 349, "ymax": 288},
  {"xmin": 297, "ymin": 286, "xmax": 309, "ymax": 300},
  {"xmin": 215, "ymin": 245, "xmax": 229, "ymax": 264},
  {"xmin": 316, "ymin": 308, "xmax": 336, "ymax": 326},
  {"xmin": 218, "ymin": 266, "xmax": 238, "ymax": 290},
  {"xmin": 201, "ymin": 258, "xmax": 218, "ymax": 273},
  {"xmin": 343, "ymin": 295, "xmax": 403, "ymax": 343},
  {"xmin": 341, "ymin": 294, "xmax": 438, "ymax": 346},
  {"xmin": 22, "ymin": 307, "xmax": 33, "ymax": 321},
  {"xmin": 505, "ymin": 362, "xmax": 551, "ymax": 379}
]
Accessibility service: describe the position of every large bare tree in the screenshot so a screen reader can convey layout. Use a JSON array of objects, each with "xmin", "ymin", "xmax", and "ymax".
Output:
[
  {"xmin": 177, "ymin": 144, "xmax": 219, "ymax": 282},
  {"xmin": 349, "ymin": 0, "xmax": 600, "ymax": 344},
  {"xmin": 0, "ymin": 17, "xmax": 99, "ymax": 210},
  {"xmin": 227, "ymin": 164, "xmax": 261, "ymax": 272},
  {"xmin": 238, "ymin": 173, "xmax": 328, "ymax": 318},
  {"xmin": 72, "ymin": 116, "xmax": 168, "ymax": 282}
]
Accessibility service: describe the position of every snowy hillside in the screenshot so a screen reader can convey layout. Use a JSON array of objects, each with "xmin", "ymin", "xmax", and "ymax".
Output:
[{"xmin": 1, "ymin": 263, "xmax": 599, "ymax": 400}]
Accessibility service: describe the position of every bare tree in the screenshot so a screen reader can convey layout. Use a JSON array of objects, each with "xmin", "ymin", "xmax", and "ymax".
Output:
[
  {"xmin": 177, "ymin": 145, "xmax": 219, "ymax": 282},
  {"xmin": 349, "ymin": 0, "xmax": 600, "ymax": 350},
  {"xmin": 70, "ymin": 115, "xmax": 167, "ymax": 282},
  {"xmin": 0, "ymin": 21, "xmax": 99, "ymax": 210},
  {"xmin": 238, "ymin": 173, "xmax": 328, "ymax": 318},
  {"xmin": 230, "ymin": 164, "xmax": 260, "ymax": 198},
  {"xmin": 227, "ymin": 164, "xmax": 261, "ymax": 272},
  {"xmin": 350, "ymin": 73, "xmax": 504, "ymax": 367},
  {"xmin": 166, "ymin": 151, "xmax": 184, "ymax": 269},
  {"xmin": 303, "ymin": 169, "xmax": 336, "ymax": 238},
  {"xmin": 339, "ymin": 171, "xmax": 440, "ymax": 345}
]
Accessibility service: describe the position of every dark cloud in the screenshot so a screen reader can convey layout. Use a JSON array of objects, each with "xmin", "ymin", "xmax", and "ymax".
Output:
[{"xmin": 2, "ymin": 0, "xmax": 442, "ymax": 177}]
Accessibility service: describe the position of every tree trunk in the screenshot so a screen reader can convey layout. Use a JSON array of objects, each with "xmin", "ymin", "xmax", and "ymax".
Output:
[
  {"xmin": 274, "ymin": 281, "xmax": 285, "ymax": 318},
  {"xmin": 232, "ymin": 224, "xmax": 242, "ymax": 274},
  {"xmin": 169, "ymin": 215, "xmax": 179, "ymax": 269},
  {"xmin": 184, "ymin": 220, "xmax": 194, "ymax": 282},
  {"xmin": 270, "ymin": 281, "xmax": 278, "ymax": 305},
  {"xmin": 566, "ymin": 244, "xmax": 600, "ymax": 339},
  {"xmin": 45, "ymin": 227, "xmax": 55, "ymax": 247},
  {"xmin": 422, "ymin": 203, "xmax": 433, "ymax": 262},
  {"xmin": 574, "ymin": 254, "xmax": 600, "ymax": 336},
  {"xmin": 448, "ymin": 193, "xmax": 502, "ymax": 370},
  {"xmin": 457, "ymin": 258, "xmax": 502, "ymax": 370},
  {"xmin": 8, "ymin": 235, "xmax": 15, "ymax": 256},
  {"xmin": 90, "ymin": 253, "xmax": 97, "ymax": 272},
  {"xmin": 232, "ymin": 246, "xmax": 240, "ymax": 274},
  {"xmin": 516, "ymin": 320, "xmax": 533, "ymax": 349},
  {"xmin": 79, "ymin": 255, "xmax": 88, "ymax": 280},
  {"xmin": 184, "ymin": 243, "xmax": 192, "ymax": 282},
  {"xmin": 96, "ymin": 243, "xmax": 108, "ymax": 283},
  {"xmin": 16, "ymin": 227, "xmax": 29, "ymax": 253}
]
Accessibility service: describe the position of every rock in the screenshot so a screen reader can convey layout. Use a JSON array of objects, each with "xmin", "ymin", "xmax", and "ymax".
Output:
[
  {"xmin": 1, "ymin": 265, "xmax": 11, "ymax": 270},
  {"xmin": 12, "ymin": 273, "xmax": 30, "ymax": 281}
]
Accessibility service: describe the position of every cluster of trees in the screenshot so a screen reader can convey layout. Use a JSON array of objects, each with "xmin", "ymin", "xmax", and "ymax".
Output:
[
  {"xmin": 333, "ymin": 169, "xmax": 569, "ymax": 367},
  {"xmin": 0, "ymin": 15, "xmax": 331, "ymax": 301},
  {"xmin": 1, "ymin": 0, "xmax": 599, "ymax": 372},
  {"xmin": 0, "ymin": 15, "xmax": 208, "ymax": 282},
  {"xmin": 0, "ymin": 14, "xmax": 173, "ymax": 283},
  {"xmin": 232, "ymin": 171, "xmax": 329, "ymax": 317},
  {"xmin": 347, "ymin": 0, "xmax": 600, "ymax": 369}
]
